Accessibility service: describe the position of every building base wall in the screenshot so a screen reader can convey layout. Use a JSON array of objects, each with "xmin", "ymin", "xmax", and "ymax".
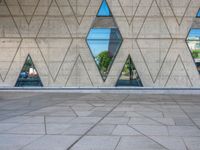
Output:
[{"xmin": 0, "ymin": 0, "xmax": 200, "ymax": 87}]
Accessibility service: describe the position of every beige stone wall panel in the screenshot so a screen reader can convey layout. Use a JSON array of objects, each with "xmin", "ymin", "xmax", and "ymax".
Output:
[{"xmin": 0, "ymin": 0, "xmax": 200, "ymax": 87}]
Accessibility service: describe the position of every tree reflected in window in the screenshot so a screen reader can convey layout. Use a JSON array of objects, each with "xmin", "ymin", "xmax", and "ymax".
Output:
[
  {"xmin": 116, "ymin": 56, "xmax": 143, "ymax": 87},
  {"xmin": 187, "ymin": 29, "xmax": 200, "ymax": 74},
  {"xmin": 87, "ymin": 28, "xmax": 122, "ymax": 80},
  {"xmin": 86, "ymin": 0, "xmax": 123, "ymax": 81}
]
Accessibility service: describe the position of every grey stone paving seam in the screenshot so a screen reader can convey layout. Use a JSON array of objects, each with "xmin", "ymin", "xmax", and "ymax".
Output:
[
  {"xmin": 66, "ymin": 95, "xmax": 130, "ymax": 150},
  {"xmin": 182, "ymin": 137, "xmax": 190, "ymax": 150},
  {"xmin": 114, "ymin": 136, "xmax": 122, "ymax": 150},
  {"xmin": 0, "ymin": 133, "xmax": 46, "ymax": 136},
  {"xmin": 44, "ymin": 116, "xmax": 47, "ymax": 135},
  {"xmin": 127, "ymin": 117, "xmax": 131, "ymax": 125},
  {"xmin": 18, "ymin": 135, "xmax": 46, "ymax": 150},
  {"xmin": 0, "ymin": 94, "xmax": 85, "ymax": 122},
  {"xmin": 129, "ymin": 111, "xmax": 168, "ymax": 126},
  {"xmin": 86, "ymin": 101, "xmax": 102, "ymax": 107},
  {"xmin": 166, "ymin": 126, "xmax": 170, "ymax": 136},
  {"xmin": 127, "ymin": 124, "xmax": 170, "ymax": 150},
  {"xmin": 3, "ymin": 132, "xmax": 197, "ymax": 137},
  {"xmin": 170, "ymin": 95, "xmax": 200, "ymax": 130},
  {"xmin": 69, "ymin": 106, "xmax": 78, "ymax": 117},
  {"xmin": 95, "ymin": 95, "xmax": 108, "ymax": 101},
  {"xmin": 140, "ymin": 103, "xmax": 164, "ymax": 113},
  {"xmin": 110, "ymin": 124, "xmax": 118, "ymax": 136},
  {"xmin": 0, "ymin": 123, "xmax": 26, "ymax": 134},
  {"xmin": 0, "ymin": 93, "xmax": 45, "ymax": 102}
]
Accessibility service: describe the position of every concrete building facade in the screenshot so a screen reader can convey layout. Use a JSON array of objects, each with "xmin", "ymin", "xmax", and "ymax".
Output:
[{"xmin": 0, "ymin": 0, "xmax": 200, "ymax": 87}]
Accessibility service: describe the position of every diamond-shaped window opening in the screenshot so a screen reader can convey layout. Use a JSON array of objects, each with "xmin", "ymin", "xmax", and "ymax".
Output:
[
  {"xmin": 15, "ymin": 55, "xmax": 43, "ymax": 87},
  {"xmin": 86, "ymin": 0, "xmax": 123, "ymax": 81},
  {"xmin": 116, "ymin": 55, "xmax": 143, "ymax": 87},
  {"xmin": 186, "ymin": 28, "xmax": 200, "ymax": 74}
]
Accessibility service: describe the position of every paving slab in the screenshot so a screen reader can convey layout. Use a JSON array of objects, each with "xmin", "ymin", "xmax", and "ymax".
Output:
[
  {"xmin": 70, "ymin": 136, "xmax": 120, "ymax": 150},
  {"xmin": 0, "ymin": 92, "xmax": 200, "ymax": 150},
  {"xmin": 115, "ymin": 136, "xmax": 167, "ymax": 150},
  {"xmin": 21, "ymin": 135, "xmax": 80, "ymax": 150},
  {"xmin": 0, "ymin": 134, "xmax": 42, "ymax": 150}
]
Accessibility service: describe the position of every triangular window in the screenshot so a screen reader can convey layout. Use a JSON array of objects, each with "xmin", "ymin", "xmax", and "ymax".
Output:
[
  {"xmin": 97, "ymin": 0, "xmax": 111, "ymax": 16},
  {"xmin": 15, "ymin": 55, "xmax": 43, "ymax": 87},
  {"xmin": 116, "ymin": 56, "xmax": 143, "ymax": 87}
]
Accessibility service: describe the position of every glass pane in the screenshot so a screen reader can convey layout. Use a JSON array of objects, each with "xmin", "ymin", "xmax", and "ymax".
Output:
[
  {"xmin": 97, "ymin": 0, "xmax": 111, "ymax": 17},
  {"xmin": 15, "ymin": 55, "xmax": 43, "ymax": 87},
  {"xmin": 116, "ymin": 56, "xmax": 143, "ymax": 87},
  {"xmin": 187, "ymin": 29, "xmax": 200, "ymax": 40},
  {"xmin": 87, "ymin": 28, "xmax": 122, "ymax": 80},
  {"xmin": 87, "ymin": 40, "xmax": 110, "ymax": 57},
  {"xmin": 87, "ymin": 28, "xmax": 111, "ymax": 40},
  {"xmin": 197, "ymin": 9, "xmax": 200, "ymax": 17},
  {"xmin": 187, "ymin": 28, "xmax": 200, "ymax": 73},
  {"xmin": 187, "ymin": 40, "xmax": 200, "ymax": 73},
  {"xmin": 87, "ymin": 28, "xmax": 122, "ymax": 40}
]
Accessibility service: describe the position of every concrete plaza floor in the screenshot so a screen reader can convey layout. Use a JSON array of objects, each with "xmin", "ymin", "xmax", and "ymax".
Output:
[{"xmin": 0, "ymin": 92, "xmax": 200, "ymax": 150}]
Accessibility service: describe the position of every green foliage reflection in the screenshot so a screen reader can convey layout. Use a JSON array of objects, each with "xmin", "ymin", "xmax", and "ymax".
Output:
[
  {"xmin": 22, "ymin": 57, "xmax": 33, "ymax": 72},
  {"xmin": 96, "ymin": 51, "xmax": 112, "ymax": 79},
  {"xmin": 192, "ymin": 50, "xmax": 200, "ymax": 59},
  {"xmin": 122, "ymin": 57, "xmax": 135, "ymax": 80}
]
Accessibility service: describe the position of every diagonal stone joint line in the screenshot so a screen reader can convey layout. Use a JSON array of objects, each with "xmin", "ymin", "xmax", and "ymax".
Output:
[
  {"xmin": 69, "ymin": 106, "xmax": 78, "ymax": 117},
  {"xmin": 166, "ymin": 0, "xmax": 192, "ymax": 26},
  {"xmin": 170, "ymin": 95, "xmax": 200, "ymax": 130},
  {"xmin": 127, "ymin": 124, "xmax": 170, "ymax": 150},
  {"xmin": 18, "ymin": 135, "xmax": 46, "ymax": 150},
  {"xmin": 130, "ymin": 111, "xmax": 168, "ymax": 126},
  {"xmin": 182, "ymin": 137, "xmax": 190, "ymax": 150},
  {"xmin": 67, "ymin": 0, "xmax": 91, "ymax": 25},
  {"xmin": 36, "ymin": 38, "xmax": 73, "ymax": 82},
  {"xmin": 114, "ymin": 136, "xmax": 122, "ymax": 150},
  {"xmin": 0, "ymin": 94, "xmax": 84, "ymax": 122},
  {"xmin": 135, "ymin": 39, "xmax": 173, "ymax": 84},
  {"xmin": 1, "ymin": 0, "xmax": 198, "ymax": 87},
  {"xmin": 4, "ymin": 0, "xmax": 22, "ymax": 38},
  {"xmin": 65, "ymin": 54, "xmax": 82, "ymax": 86},
  {"xmin": 16, "ymin": 0, "xmax": 41, "ymax": 25},
  {"xmin": 136, "ymin": 0, "xmax": 154, "ymax": 39},
  {"xmin": 66, "ymin": 94, "xmax": 130, "ymax": 150},
  {"xmin": 44, "ymin": 116, "xmax": 47, "ymax": 135},
  {"xmin": 35, "ymin": 0, "xmax": 53, "ymax": 38},
  {"xmin": 65, "ymin": 54, "xmax": 94, "ymax": 86},
  {"xmin": 118, "ymin": 0, "xmax": 142, "ymax": 25},
  {"xmin": 1, "ymin": 39, "xmax": 23, "ymax": 82},
  {"xmin": 164, "ymin": 55, "xmax": 193, "ymax": 87}
]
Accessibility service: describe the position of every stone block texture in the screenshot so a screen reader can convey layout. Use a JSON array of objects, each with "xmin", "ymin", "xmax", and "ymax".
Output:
[{"xmin": 0, "ymin": 0, "xmax": 200, "ymax": 87}]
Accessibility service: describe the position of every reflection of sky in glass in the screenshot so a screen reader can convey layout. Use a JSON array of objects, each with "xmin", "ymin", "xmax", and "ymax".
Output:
[
  {"xmin": 87, "ymin": 40, "xmax": 110, "ymax": 57},
  {"xmin": 97, "ymin": 0, "xmax": 111, "ymax": 16},
  {"xmin": 188, "ymin": 29, "xmax": 200, "ymax": 40},
  {"xmin": 87, "ymin": 28, "xmax": 111, "ymax": 40},
  {"xmin": 197, "ymin": 9, "xmax": 200, "ymax": 17},
  {"xmin": 87, "ymin": 28, "xmax": 111, "ymax": 57},
  {"xmin": 87, "ymin": 28, "xmax": 123, "ymax": 57}
]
